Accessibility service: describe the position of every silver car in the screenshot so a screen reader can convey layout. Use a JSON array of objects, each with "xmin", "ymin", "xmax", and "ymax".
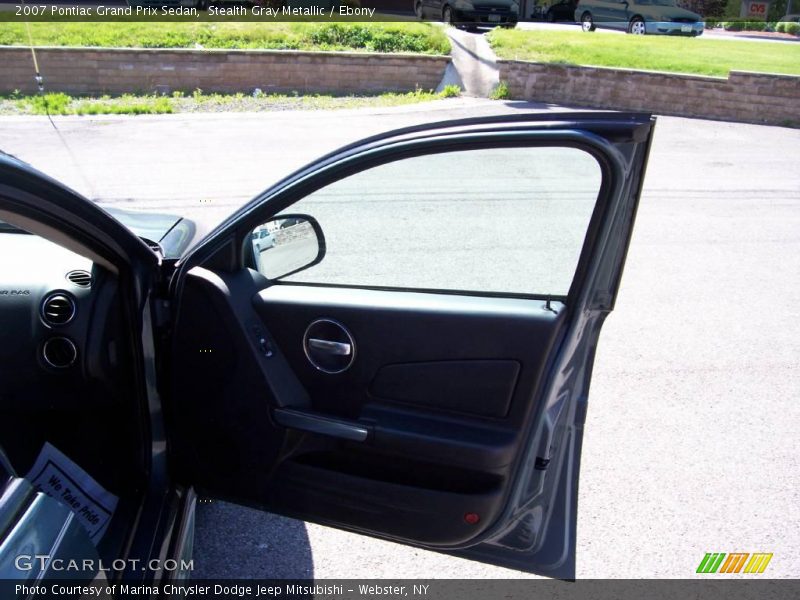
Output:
[
  {"xmin": 576, "ymin": 0, "xmax": 704, "ymax": 35},
  {"xmin": 252, "ymin": 228, "xmax": 276, "ymax": 252}
]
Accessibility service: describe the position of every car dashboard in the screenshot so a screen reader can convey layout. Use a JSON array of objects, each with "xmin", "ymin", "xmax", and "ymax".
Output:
[
  {"xmin": 0, "ymin": 206, "xmax": 202, "ymax": 415},
  {"xmin": 0, "ymin": 228, "xmax": 151, "ymax": 565},
  {"xmin": 2, "ymin": 232, "xmax": 101, "ymax": 398},
  {"xmin": 0, "ymin": 229, "xmax": 142, "ymax": 479}
]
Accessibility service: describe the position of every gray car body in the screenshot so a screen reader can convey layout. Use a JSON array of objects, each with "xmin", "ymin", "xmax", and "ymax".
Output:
[
  {"xmin": 0, "ymin": 111, "xmax": 654, "ymax": 583},
  {"xmin": 575, "ymin": 0, "xmax": 704, "ymax": 35}
]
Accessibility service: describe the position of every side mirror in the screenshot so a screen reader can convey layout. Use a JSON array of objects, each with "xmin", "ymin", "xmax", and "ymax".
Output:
[{"xmin": 250, "ymin": 214, "xmax": 325, "ymax": 280}]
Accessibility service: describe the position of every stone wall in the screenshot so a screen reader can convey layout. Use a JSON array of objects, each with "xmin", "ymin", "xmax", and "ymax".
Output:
[
  {"xmin": 499, "ymin": 59, "xmax": 799, "ymax": 127},
  {"xmin": 0, "ymin": 46, "xmax": 450, "ymax": 95}
]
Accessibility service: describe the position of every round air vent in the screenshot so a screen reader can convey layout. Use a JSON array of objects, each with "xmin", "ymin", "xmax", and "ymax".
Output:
[
  {"xmin": 41, "ymin": 293, "xmax": 76, "ymax": 326},
  {"xmin": 42, "ymin": 337, "xmax": 77, "ymax": 369},
  {"xmin": 66, "ymin": 270, "xmax": 92, "ymax": 288}
]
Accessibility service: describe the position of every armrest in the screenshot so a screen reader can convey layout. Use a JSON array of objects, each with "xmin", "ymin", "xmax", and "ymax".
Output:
[{"xmin": 272, "ymin": 407, "xmax": 370, "ymax": 442}]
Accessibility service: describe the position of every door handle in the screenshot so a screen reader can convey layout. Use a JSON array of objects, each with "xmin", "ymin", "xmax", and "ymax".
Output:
[{"xmin": 307, "ymin": 338, "xmax": 352, "ymax": 356}]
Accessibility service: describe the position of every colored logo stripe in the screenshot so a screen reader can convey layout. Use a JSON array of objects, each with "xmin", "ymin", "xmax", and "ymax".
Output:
[
  {"xmin": 697, "ymin": 552, "xmax": 772, "ymax": 574},
  {"xmin": 744, "ymin": 553, "xmax": 773, "ymax": 574},
  {"xmin": 697, "ymin": 553, "xmax": 726, "ymax": 573},
  {"xmin": 719, "ymin": 553, "xmax": 749, "ymax": 573}
]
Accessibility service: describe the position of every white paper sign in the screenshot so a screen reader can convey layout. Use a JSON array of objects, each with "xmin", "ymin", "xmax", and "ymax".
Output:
[{"xmin": 26, "ymin": 443, "xmax": 118, "ymax": 545}]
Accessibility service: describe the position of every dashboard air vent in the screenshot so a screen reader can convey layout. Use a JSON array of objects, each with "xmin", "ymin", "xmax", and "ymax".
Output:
[
  {"xmin": 42, "ymin": 337, "xmax": 78, "ymax": 369},
  {"xmin": 66, "ymin": 270, "xmax": 92, "ymax": 288},
  {"xmin": 41, "ymin": 293, "xmax": 76, "ymax": 326}
]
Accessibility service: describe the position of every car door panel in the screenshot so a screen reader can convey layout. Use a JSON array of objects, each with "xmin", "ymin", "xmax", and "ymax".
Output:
[
  {"xmin": 370, "ymin": 359, "xmax": 521, "ymax": 418},
  {"xmin": 168, "ymin": 270, "xmax": 554, "ymax": 502},
  {"xmin": 167, "ymin": 113, "xmax": 655, "ymax": 578},
  {"xmin": 167, "ymin": 262, "xmax": 571, "ymax": 558},
  {"xmin": 594, "ymin": 0, "xmax": 625, "ymax": 27},
  {"xmin": 257, "ymin": 286, "xmax": 563, "ymax": 416},
  {"xmin": 164, "ymin": 267, "xmax": 307, "ymax": 500},
  {"xmin": 266, "ymin": 456, "xmax": 505, "ymax": 546}
]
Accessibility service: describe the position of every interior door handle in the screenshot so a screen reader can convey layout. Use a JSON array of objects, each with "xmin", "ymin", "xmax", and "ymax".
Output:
[{"xmin": 307, "ymin": 338, "xmax": 352, "ymax": 356}]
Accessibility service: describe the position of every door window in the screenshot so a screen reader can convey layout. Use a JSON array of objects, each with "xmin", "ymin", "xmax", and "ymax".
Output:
[{"xmin": 271, "ymin": 146, "xmax": 602, "ymax": 297}]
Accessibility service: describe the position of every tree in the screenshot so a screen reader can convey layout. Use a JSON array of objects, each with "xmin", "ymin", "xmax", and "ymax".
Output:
[{"xmin": 678, "ymin": 0, "xmax": 728, "ymax": 16}]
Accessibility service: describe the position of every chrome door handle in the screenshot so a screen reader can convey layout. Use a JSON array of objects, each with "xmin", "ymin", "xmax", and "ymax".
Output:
[{"xmin": 307, "ymin": 338, "xmax": 352, "ymax": 356}]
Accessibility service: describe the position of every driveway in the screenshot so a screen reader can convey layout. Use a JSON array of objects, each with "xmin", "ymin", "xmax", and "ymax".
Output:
[
  {"xmin": 0, "ymin": 99, "xmax": 798, "ymax": 578},
  {"xmin": 438, "ymin": 27, "xmax": 499, "ymax": 97}
]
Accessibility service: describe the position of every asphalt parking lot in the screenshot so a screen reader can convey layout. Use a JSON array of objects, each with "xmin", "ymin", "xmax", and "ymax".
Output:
[{"xmin": 1, "ymin": 99, "xmax": 798, "ymax": 578}]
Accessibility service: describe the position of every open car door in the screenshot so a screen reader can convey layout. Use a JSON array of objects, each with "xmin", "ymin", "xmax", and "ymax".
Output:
[
  {"xmin": 165, "ymin": 112, "xmax": 655, "ymax": 579},
  {"xmin": 0, "ymin": 157, "xmax": 175, "ymax": 586}
]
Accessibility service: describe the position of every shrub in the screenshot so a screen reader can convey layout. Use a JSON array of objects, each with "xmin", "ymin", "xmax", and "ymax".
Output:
[
  {"xmin": 26, "ymin": 92, "xmax": 71, "ymax": 115},
  {"xmin": 785, "ymin": 22, "xmax": 800, "ymax": 35},
  {"xmin": 767, "ymin": 0, "xmax": 792, "ymax": 21},
  {"xmin": 489, "ymin": 81, "xmax": 510, "ymax": 100},
  {"xmin": 722, "ymin": 20, "xmax": 769, "ymax": 31},
  {"xmin": 439, "ymin": 84, "xmax": 461, "ymax": 98},
  {"xmin": 693, "ymin": 0, "xmax": 726, "ymax": 19},
  {"xmin": 306, "ymin": 23, "xmax": 449, "ymax": 55},
  {"xmin": 15, "ymin": 92, "xmax": 174, "ymax": 116},
  {"xmin": 0, "ymin": 22, "xmax": 450, "ymax": 55}
]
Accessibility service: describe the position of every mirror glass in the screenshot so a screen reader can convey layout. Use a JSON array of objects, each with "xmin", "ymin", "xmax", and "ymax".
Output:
[{"xmin": 251, "ymin": 216, "xmax": 322, "ymax": 280}]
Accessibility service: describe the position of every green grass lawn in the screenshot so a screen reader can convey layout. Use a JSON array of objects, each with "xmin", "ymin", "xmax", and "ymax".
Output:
[
  {"xmin": 0, "ymin": 21, "xmax": 450, "ymax": 55},
  {"xmin": 0, "ymin": 86, "xmax": 462, "ymax": 116},
  {"xmin": 487, "ymin": 29, "xmax": 800, "ymax": 77}
]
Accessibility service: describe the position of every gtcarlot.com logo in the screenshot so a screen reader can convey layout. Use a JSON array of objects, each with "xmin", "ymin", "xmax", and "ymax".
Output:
[
  {"xmin": 696, "ymin": 552, "xmax": 773, "ymax": 574},
  {"xmin": 15, "ymin": 554, "xmax": 193, "ymax": 572}
]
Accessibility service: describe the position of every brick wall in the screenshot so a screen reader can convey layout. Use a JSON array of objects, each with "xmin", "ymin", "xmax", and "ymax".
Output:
[
  {"xmin": 499, "ymin": 60, "xmax": 799, "ymax": 127},
  {"xmin": 0, "ymin": 46, "xmax": 450, "ymax": 96}
]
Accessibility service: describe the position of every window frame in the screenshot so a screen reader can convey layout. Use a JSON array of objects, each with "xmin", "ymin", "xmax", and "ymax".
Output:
[{"xmin": 238, "ymin": 133, "xmax": 620, "ymax": 306}]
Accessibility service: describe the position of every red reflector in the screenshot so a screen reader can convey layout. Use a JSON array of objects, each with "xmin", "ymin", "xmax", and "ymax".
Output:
[{"xmin": 464, "ymin": 512, "xmax": 480, "ymax": 525}]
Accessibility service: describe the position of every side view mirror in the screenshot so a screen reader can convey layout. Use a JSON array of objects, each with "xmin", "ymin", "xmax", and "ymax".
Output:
[{"xmin": 250, "ymin": 214, "xmax": 325, "ymax": 280}]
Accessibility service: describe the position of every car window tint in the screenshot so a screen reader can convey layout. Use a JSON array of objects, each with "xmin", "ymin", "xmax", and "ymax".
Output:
[{"xmin": 278, "ymin": 146, "xmax": 602, "ymax": 297}]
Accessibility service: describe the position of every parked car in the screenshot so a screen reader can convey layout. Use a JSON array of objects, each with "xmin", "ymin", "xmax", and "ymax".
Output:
[
  {"xmin": 414, "ymin": 0, "xmax": 519, "ymax": 29},
  {"xmin": 575, "ymin": 0, "xmax": 704, "ymax": 35},
  {"xmin": 0, "ymin": 112, "xmax": 654, "ymax": 582},
  {"xmin": 252, "ymin": 227, "xmax": 275, "ymax": 252},
  {"xmin": 544, "ymin": 0, "xmax": 577, "ymax": 21}
]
